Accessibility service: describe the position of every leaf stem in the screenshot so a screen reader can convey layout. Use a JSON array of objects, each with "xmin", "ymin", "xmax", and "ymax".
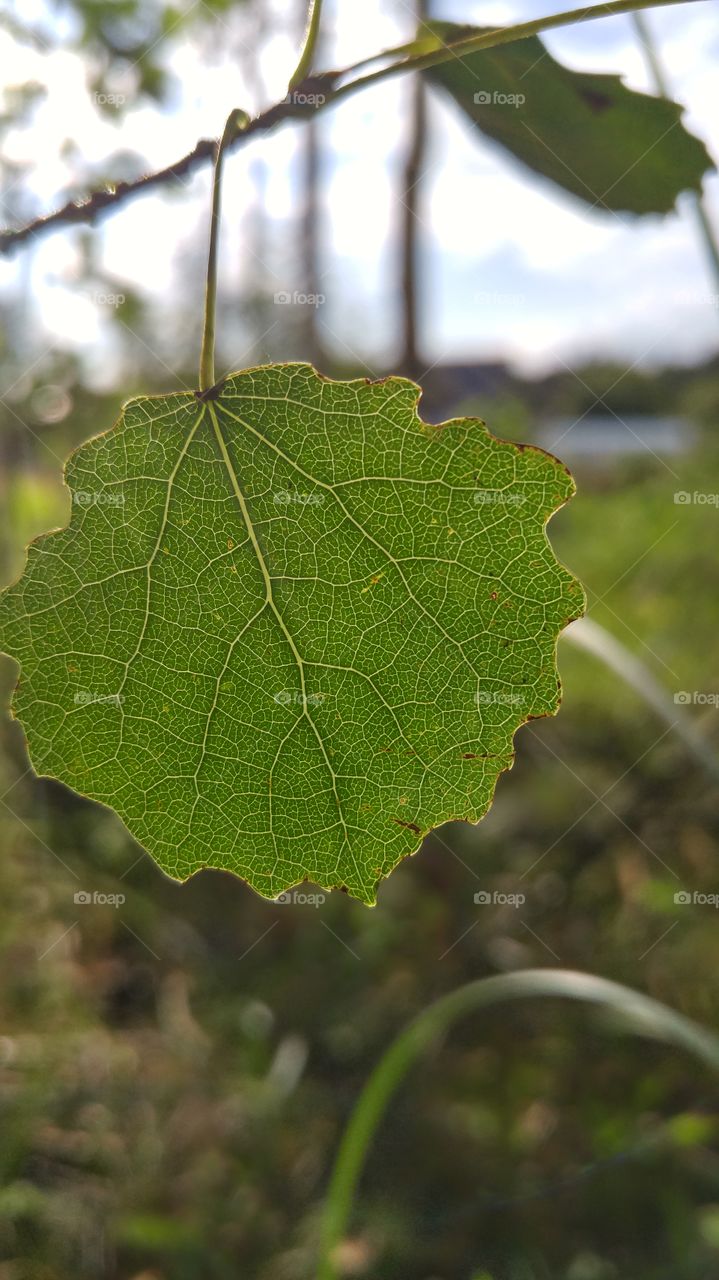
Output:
[
  {"xmin": 199, "ymin": 109, "xmax": 249, "ymax": 393},
  {"xmin": 288, "ymin": 0, "xmax": 325, "ymax": 92},
  {"xmin": 199, "ymin": 0, "xmax": 325, "ymax": 393},
  {"xmin": 329, "ymin": 0, "xmax": 704, "ymax": 104},
  {"xmin": 317, "ymin": 968, "xmax": 719, "ymax": 1280}
]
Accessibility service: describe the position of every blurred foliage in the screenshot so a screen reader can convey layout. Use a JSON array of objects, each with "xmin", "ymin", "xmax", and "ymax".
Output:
[{"xmin": 4, "ymin": 0, "xmax": 248, "ymax": 111}]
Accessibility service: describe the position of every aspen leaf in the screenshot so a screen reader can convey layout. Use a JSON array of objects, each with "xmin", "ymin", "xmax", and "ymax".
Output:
[{"xmin": 0, "ymin": 364, "xmax": 583, "ymax": 903}]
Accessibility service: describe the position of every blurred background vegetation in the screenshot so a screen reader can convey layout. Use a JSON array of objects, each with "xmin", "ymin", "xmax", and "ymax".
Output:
[{"xmin": 1, "ymin": 0, "xmax": 719, "ymax": 1277}]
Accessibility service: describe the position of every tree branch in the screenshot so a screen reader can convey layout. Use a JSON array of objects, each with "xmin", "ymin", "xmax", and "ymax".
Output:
[
  {"xmin": 0, "ymin": 83, "xmax": 337, "ymax": 256},
  {"xmin": 0, "ymin": 0, "xmax": 702, "ymax": 257}
]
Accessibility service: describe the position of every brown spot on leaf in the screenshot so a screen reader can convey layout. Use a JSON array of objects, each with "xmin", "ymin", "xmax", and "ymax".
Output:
[{"xmin": 393, "ymin": 818, "xmax": 421, "ymax": 835}]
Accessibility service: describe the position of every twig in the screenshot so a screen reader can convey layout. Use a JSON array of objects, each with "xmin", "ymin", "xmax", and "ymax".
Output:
[
  {"xmin": 0, "ymin": 0, "xmax": 703, "ymax": 257},
  {"xmin": 0, "ymin": 81, "xmax": 336, "ymax": 256}
]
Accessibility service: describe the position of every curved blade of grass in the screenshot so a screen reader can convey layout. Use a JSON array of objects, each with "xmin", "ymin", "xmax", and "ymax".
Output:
[
  {"xmin": 318, "ymin": 967, "xmax": 719, "ymax": 1279},
  {"xmin": 563, "ymin": 616, "xmax": 719, "ymax": 781}
]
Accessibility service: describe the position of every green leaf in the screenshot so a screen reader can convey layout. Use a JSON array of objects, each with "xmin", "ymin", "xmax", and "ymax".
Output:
[
  {"xmin": 425, "ymin": 22, "xmax": 713, "ymax": 215},
  {"xmin": 0, "ymin": 364, "xmax": 582, "ymax": 904}
]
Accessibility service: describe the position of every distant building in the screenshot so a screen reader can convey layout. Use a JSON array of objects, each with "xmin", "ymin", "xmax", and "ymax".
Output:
[{"xmin": 420, "ymin": 362, "xmax": 514, "ymax": 419}]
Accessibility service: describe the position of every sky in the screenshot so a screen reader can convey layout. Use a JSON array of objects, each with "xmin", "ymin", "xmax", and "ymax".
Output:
[{"xmin": 1, "ymin": 0, "xmax": 718, "ymax": 379}]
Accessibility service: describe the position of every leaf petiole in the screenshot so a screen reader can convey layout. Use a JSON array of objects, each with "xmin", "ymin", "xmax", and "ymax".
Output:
[
  {"xmin": 198, "ymin": 0, "xmax": 326, "ymax": 395},
  {"xmin": 288, "ymin": 0, "xmax": 325, "ymax": 93},
  {"xmin": 198, "ymin": 108, "xmax": 250, "ymax": 394}
]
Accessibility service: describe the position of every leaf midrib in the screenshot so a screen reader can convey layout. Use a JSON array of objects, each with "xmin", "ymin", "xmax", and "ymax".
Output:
[{"xmin": 207, "ymin": 402, "xmax": 354, "ymax": 872}]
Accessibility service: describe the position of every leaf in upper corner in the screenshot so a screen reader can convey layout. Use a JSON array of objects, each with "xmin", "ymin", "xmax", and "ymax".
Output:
[
  {"xmin": 424, "ymin": 22, "xmax": 713, "ymax": 215},
  {"xmin": 0, "ymin": 364, "xmax": 583, "ymax": 904}
]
